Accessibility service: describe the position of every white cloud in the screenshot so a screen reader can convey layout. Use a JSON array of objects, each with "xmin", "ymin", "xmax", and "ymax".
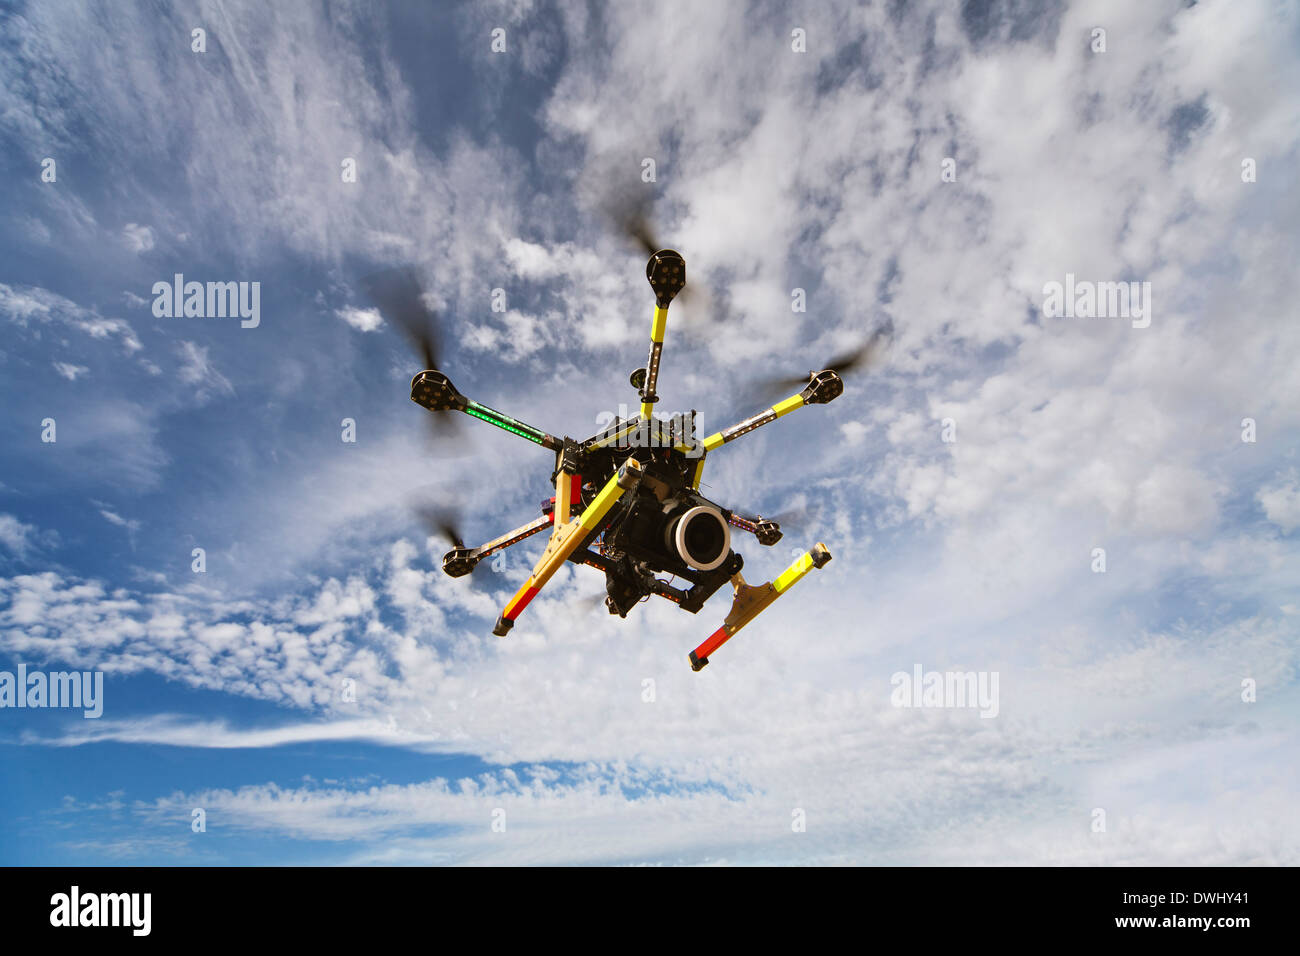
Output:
[
  {"xmin": 175, "ymin": 341, "xmax": 235, "ymax": 398},
  {"xmin": 0, "ymin": 282, "xmax": 143, "ymax": 353},
  {"xmin": 1258, "ymin": 471, "xmax": 1300, "ymax": 533},
  {"xmin": 838, "ymin": 420, "xmax": 869, "ymax": 446},
  {"xmin": 29, "ymin": 715, "xmax": 440, "ymax": 751},
  {"xmin": 96, "ymin": 505, "xmax": 141, "ymax": 536},
  {"xmin": 121, "ymin": 222, "xmax": 154, "ymax": 253},
  {"xmin": 334, "ymin": 306, "xmax": 384, "ymax": 332},
  {"xmin": 0, "ymin": 1, "xmax": 528, "ymax": 278},
  {"xmin": 52, "ymin": 361, "xmax": 88, "ymax": 380},
  {"xmin": 35, "ymin": 719, "xmax": 1300, "ymax": 865},
  {"xmin": 0, "ymin": 514, "xmax": 43, "ymax": 558}
]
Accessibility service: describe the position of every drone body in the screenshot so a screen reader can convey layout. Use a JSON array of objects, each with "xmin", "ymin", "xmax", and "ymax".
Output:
[{"xmin": 408, "ymin": 249, "xmax": 839, "ymax": 670}]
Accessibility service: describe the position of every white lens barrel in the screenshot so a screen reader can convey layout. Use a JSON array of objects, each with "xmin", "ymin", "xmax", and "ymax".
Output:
[{"xmin": 673, "ymin": 505, "xmax": 730, "ymax": 571}]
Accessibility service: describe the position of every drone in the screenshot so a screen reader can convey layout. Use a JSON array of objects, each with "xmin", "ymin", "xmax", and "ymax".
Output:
[{"xmin": 383, "ymin": 248, "xmax": 872, "ymax": 671}]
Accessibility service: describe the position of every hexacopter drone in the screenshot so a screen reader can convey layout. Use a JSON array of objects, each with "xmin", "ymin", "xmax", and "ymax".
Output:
[{"xmin": 393, "ymin": 249, "xmax": 857, "ymax": 671}]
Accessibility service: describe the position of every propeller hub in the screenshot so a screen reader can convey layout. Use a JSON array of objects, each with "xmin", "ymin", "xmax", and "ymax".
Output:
[
  {"xmin": 646, "ymin": 249, "xmax": 685, "ymax": 307},
  {"xmin": 441, "ymin": 548, "xmax": 477, "ymax": 578},
  {"xmin": 411, "ymin": 370, "xmax": 466, "ymax": 412},
  {"xmin": 754, "ymin": 519, "xmax": 783, "ymax": 547},
  {"xmin": 800, "ymin": 369, "xmax": 844, "ymax": 405}
]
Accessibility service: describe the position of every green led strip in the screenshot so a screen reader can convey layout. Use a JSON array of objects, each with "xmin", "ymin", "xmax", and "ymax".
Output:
[{"xmin": 465, "ymin": 404, "xmax": 543, "ymax": 444}]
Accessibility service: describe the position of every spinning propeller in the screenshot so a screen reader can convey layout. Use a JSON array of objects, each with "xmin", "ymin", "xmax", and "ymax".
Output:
[
  {"xmin": 361, "ymin": 267, "xmax": 467, "ymax": 446},
  {"xmin": 756, "ymin": 327, "xmax": 890, "ymax": 396}
]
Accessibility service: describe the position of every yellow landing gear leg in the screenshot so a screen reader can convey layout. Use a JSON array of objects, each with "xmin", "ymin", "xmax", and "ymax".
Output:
[
  {"xmin": 688, "ymin": 543, "xmax": 832, "ymax": 671},
  {"xmin": 493, "ymin": 458, "xmax": 642, "ymax": 636}
]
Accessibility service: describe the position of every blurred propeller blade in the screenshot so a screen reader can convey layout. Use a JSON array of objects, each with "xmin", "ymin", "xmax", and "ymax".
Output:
[
  {"xmin": 824, "ymin": 330, "xmax": 888, "ymax": 376},
  {"xmin": 599, "ymin": 182, "xmax": 710, "ymax": 317},
  {"xmin": 600, "ymin": 176, "xmax": 660, "ymax": 257},
  {"xmin": 416, "ymin": 505, "xmax": 465, "ymax": 549},
  {"xmin": 607, "ymin": 190, "xmax": 660, "ymax": 258},
  {"xmin": 573, "ymin": 590, "xmax": 608, "ymax": 616},
  {"xmin": 413, "ymin": 501, "xmax": 497, "ymax": 593},
  {"xmin": 362, "ymin": 266, "xmax": 441, "ymax": 371},
  {"xmin": 752, "ymin": 327, "xmax": 891, "ymax": 398},
  {"xmin": 362, "ymin": 266, "xmax": 468, "ymax": 447},
  {"xmin": 768, "ymin": 501, "xmax": 822, "ymax": 528}
]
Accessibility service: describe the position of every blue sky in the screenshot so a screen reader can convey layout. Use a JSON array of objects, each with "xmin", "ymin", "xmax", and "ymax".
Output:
[{"xmin": 1, "ymin": 0, "xmax": 1298, "ymax": 865}]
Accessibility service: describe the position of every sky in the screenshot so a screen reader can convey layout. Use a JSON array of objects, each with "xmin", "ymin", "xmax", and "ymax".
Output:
[{"xmin": 1, "ymin": 0, "xmax": 1297, "ymax": 866}]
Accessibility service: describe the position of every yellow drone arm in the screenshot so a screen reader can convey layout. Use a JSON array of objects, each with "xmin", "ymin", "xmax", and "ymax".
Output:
[
  {"xmin": 703, "ymin": 393, "xmax": 804, "ymax": 451},
  {"xmin": 636, "ymin": 250, "xmax": 685, "ymax": 418},
  {"xmin": 639, "ymin": 305, "xmax": 668, "ymax": 419},
  {"xmin": 492, "ymin": 457, "xmax": 643, "ymax": 636},
  {"xmin": 702, "ymin": 369, "xmax": 845, "ymax": 452}
]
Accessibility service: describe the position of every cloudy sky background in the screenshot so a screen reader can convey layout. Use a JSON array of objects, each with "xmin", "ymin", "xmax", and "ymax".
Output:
[{"xmin": 1, "ymin": 0, "xmax": 1297, "ymax": 865}]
